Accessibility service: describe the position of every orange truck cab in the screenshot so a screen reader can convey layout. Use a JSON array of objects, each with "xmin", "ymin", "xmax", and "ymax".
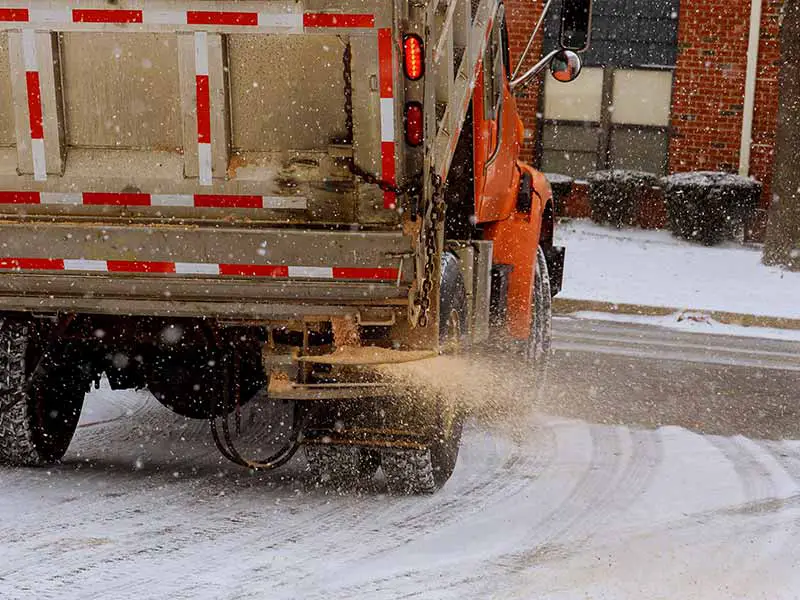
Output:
[{"xmin": 461, "ymin": 2, "xmax": 584, "ymax": 341}]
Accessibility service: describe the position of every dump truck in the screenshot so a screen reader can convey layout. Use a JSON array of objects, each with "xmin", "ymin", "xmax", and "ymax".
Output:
[{"xmin": 0, "ymin": 0, "xmax": 591, "ymax": 493}]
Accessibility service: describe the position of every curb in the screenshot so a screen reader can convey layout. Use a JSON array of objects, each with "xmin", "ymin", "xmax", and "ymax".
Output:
[{"xmin": 553, "ymin": 298, "xmax": 800, "ymax": 332}]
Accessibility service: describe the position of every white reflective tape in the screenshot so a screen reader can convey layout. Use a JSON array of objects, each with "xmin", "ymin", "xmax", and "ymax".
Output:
[
  {"xmin": 262, "ymin": 196, "xmax": 308, "ymax": 210},
  {"xmin": 27, "ymin": 9, "xmax": 71, "ymax": 25},
  {"xmin": 40, "ymin": 193, "xmax": 82, "ymax": 205},
  {"xmin": 380, "ymin": 98, "xmax": 395, "ymax": 142},
  {"xmin": 175, "ymin": 262, "xmax": 220, "ymax": 275},
  {"xmin": 21, "ymin": 29, "xmax": 37, "ymax": 72},
  {"xmin": 288, "ymin": 266, "xmax": 333, "ymax": 279},
  {"xmin": 142, "ymin": 11, "xmax": 185, "ymax": 25},
  {"xmin": 31, "ymin": 138, "xmax": 46, "ymax": 182},
  {"xmin": 198, "ymin": 143, "xmax": 212, "ymax": 186},
  {"xmin": 194, "ymin": 31, "xmax": 209, "ymax": 76},
  {"xmin": 64, "ymin": 259, "xmax": 107, "ymax": 272},
  {"xmin": 151, "ymin": 194, "xmax": 194, "ymax": 208},
  {"xmin": 259, "ymin": 12, "xmax": 304, "ymax": 31}
]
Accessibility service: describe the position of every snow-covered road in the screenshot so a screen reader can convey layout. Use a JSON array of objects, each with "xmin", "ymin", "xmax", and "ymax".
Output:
[{"xmin": 2, "ymin": 320, "xmax": 800, "ymax": 600}]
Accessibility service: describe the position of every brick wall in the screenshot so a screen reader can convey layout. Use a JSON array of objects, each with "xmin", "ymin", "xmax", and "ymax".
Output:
[
  {"xmin": 505, "ymin": 1, "xmax": 782, "ymax": 236},
  {"xmin": 669, "ymin": 0, "xmax": 781, "ymax": 232},
  {"xmin": 505, "ymin": 0, "xmax": 545, "ymax": 163},
  {"xmin": 670, "ymin": 2, "xmax": 750, "ymax": 173}
]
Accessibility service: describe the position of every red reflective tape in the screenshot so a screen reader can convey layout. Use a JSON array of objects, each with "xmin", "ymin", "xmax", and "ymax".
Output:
[
  {"xmin": 25, "ymin": 72, "xmax": 43, "ymax": 140},
  {"xmin": 381, "ymin": 141, "xmax": 396, "ymax": 209},
  {"xmin": 194, "ymin": 195, "xmax": 262, "ymax": 209},
  {"xmin": 219, "ymin": 264, "xmax": 289, "ymax": 277},
  {"xmin": 377, "ymin": 28, "xmax": 393, "ymax": 98},
  {"xmin": 83, "ymin": 193, "xmax": 151, "ymax": 206},
  {"xmin": 0, "ymin": 258, "xmax": 63, "ymax": 270},
  {"xmin": 378, "ymin": 29, "xmax": 395, "ymax": 209},
  {"xmin": 303, "ymin": 13, "xmax": 374, "ymax": 28},
  {"xmin": 187, "ymin": 11, "xmax": 258, "ymax": 26},
  {"xmin": 333, "ymin": 267, "xmax": 399, "ymax": 281},
  {"xmin": 107, "ymin": 260, "xmax": 175, "ymax": 274},
  {"xmin": 196, "ymin": 75, "xmax": 211, "ymax": 144},
  {"xmin": 73, "ymin": 9, "xmax": 142, "ymax": 23},
  {"xmin": 381, "ymin": 142, "xmax": 396, "ymax": 179},
  {"xmin": 0, "ymin": 191, "xmax": 40, "ymax": 204},
  {"xmin": 0, "ymin": 8, "xmax": 28, "ymax": 22}
]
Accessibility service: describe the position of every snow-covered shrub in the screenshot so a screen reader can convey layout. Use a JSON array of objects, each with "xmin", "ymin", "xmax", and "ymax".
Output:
[
  {"xmin": 586, "ymin": 170, "xmax": 659, "ymax": 228},
  {"xmin": 661, "ymin": 172, "xmax": 761, "ymax": 246}
]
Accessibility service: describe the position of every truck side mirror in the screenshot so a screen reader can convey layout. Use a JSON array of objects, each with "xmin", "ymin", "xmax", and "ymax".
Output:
[
  {"xmin": 559, "ymin": 0, "xmax": 593, "ymax": 52},
  {"xmin": 549, "ymin": 50, "xmax": 582, "ymax": 83}
]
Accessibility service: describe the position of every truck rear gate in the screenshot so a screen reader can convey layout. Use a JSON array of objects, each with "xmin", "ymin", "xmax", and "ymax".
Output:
[{"xmin": 0, "ymin": 224, "xmax": 411, "ymax": 317}]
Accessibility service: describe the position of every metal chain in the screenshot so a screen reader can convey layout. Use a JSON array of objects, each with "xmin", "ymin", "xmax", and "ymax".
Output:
[
  {"xmin": 415, "ymin": 176, "xmax": 446, "ymax": 328},
  {"xmin": 346, "ymin": 161, "xmax": 404, "ymax": 196},
  {"xmin": 344, "ymin": 163, "xmax": 444, "ymax": 329}
]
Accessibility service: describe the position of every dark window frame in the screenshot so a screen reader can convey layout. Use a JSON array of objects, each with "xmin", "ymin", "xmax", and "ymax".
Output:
[{"xmin": 536, "ymin": 65, "xmax": 675, "ymax": 177}]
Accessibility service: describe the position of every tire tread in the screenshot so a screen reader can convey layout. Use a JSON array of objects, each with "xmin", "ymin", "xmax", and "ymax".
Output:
[
  {"xmin": 0, "ymin": 321, "xmax": 41, "ymax": 466},
  {"xmin": 381, "ymin": 448, "xmax": 437, "ymax": 494}
]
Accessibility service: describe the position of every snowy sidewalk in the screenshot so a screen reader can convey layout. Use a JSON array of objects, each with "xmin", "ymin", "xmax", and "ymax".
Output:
[{"xmin": 553, "ymin": 219, "xmax": 800, "ymax": 338}]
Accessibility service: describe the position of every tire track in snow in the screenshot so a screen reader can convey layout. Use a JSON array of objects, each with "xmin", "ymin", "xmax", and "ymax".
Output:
[
  {"xmin": 754, "ymin": 439, "xmax": 800, "ymax": 489},
  {"xmin": 568, "ymin": 425, "xmax": 663, "ymax": 539},
  {"xmin": 502, "ymin": 421, "xmax": 622, "ymax": 543},
  {"xmin": 478, "ymin": 429, "xmax": 799, "ymax": 600},
  {"xmin": 246, "ymin": 419, "xmax": 561, "ymax": 596},
  {"xmin": 0, "ymin": 392, "xmax": 367, "ymax": 600},
  {"xmin": 320, "ymin": 420, "xmax": 662, "ymax": 600},
  {"xmin": 707, "ymin": 434, "xmax": 777, "ymax": 514},
  {"xmin": 393, "ymin": 416, "xmax": 559, "ymax": 530},
  {"xmin": 54, "ymin": 397, "xmax": 363, "ymax": 597},
  {"xmin": 0, "ymin": 462, "xmax": 354, "ymax": 600},
  {"xmin": 315, "ymin": 418, "xmax": 621, "ymax": 600},
  {"xmin": 689, "ymin": 433, "xmax": 800, "ymax": 597},
  {"xmin": 471, "ymin": 423, "xmax": 662, "ymax": 583}
]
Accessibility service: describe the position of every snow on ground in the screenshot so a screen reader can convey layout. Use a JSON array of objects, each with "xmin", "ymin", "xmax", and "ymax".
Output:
[
  {"xmin": 570, "ymin": 310, "xmax": 800, "ymax": 342},
  {"xmin": 554, "ymin": 219, "xmax": 800, "ymax": 319},
  {"xmin": 2, "ymin": 323, "xmax": 800, "ymax": 599},
  {"xmin": 3, "ymin": 377, "xmax": 800, "ymax": 600}
]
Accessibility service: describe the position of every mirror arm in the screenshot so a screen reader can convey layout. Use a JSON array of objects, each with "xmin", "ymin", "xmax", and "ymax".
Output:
[
  {"xmin": 511, "ymin": 0, "xmax": 556, "ymax": 80},
  {"xmin": 509, "ymin": 48, "xmax": 561, "ymax": 93}
]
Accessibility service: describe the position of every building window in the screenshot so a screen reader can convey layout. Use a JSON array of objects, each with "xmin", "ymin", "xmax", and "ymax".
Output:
[
  {"xmin": 539, "ymin": 0, "xmax": 678, "ymax": 177},
  {"xmin": 540, "ymin": 67, "xmax": 603, "ymax": 176},
  {"xmin": 541, "ymin": 67, "xmax": 674, "ymax": 177}
]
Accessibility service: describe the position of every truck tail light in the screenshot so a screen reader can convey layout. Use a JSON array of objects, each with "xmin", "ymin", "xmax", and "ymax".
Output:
[
  {"xmin": 403, "ymin": 35, "xmax": 424, "ymax": 80},
  {"xmin": 404, "ymin": 102, "xmax": 423, "ymax": 146}
]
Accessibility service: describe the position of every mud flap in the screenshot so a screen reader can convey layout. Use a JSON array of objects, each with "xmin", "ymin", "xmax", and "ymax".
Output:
[
  {"xmin": 489, "ymin": 263, "xmax": 513, "ymax": 327},
  {"xmin": 544, "ymin": 246, "xmax": 565, "ymax": 297}
]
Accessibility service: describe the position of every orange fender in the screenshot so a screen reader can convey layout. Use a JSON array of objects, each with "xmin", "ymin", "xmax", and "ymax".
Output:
[{"xmin": 483, "ymin": 163, "xmax": 552, "ymax": 340}]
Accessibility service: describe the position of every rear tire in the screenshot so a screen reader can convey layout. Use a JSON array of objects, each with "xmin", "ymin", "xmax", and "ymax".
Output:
[
  {"xmin": 305, "ymin": 445, "xmax": 381, "ymax": 487},
  {"xmin": 382, "ymin": 397, "xmax": 466, "ymax": 495},
  {"xmin": 381, "ymin": 252, "xmax": 467, "ymax": 494},
  {"xmin": 0, "ymin": 320, "xmax": 87, "ymax": 466}
]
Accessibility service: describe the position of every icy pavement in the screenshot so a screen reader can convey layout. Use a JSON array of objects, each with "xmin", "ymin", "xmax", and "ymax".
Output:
[
  {"xmin": 2, "ymin": 320, "xmax": 800, "ymax": 600},
  {"xmin": 555, "ymin": 219, "xmax": 800, "ymax": 319}
]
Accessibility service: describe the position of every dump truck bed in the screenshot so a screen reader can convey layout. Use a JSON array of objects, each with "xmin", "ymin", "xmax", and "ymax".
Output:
[
  {"xmin": 0, "ymin": 1, "xmax": 411, "ymax": 318},
  {"xmin": 0, "ymin": 0, "xmax": 503, "ymax": 329}
]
